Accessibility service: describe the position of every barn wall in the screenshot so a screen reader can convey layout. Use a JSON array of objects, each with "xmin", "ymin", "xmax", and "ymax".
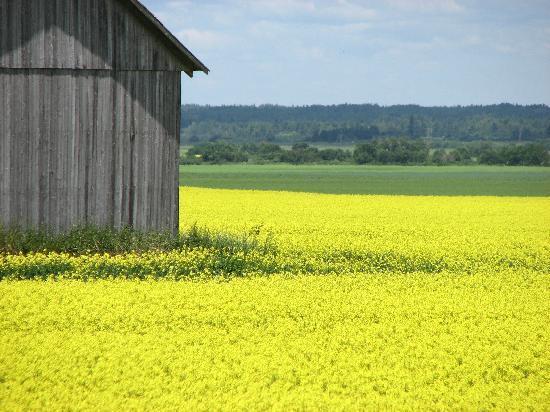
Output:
[
  {"xmin": 0, "ymin": 0, "xmax": 188, "ymax": 72},
  {"xmin": 0, "ymin": 69, "xmax": 181, "ymax": 233}
]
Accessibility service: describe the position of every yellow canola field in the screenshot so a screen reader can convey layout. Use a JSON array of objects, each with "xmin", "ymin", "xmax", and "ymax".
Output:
[
  {"xmin": 181, "ymin": 188, "xmax": 550, "ymax": 274},
  {"xmin": 2, "ymin": 188, "xmax": 549, "ymax": 278},
  {"xmin": 1, "ymin": 272, "xmax": 549, "ymax": 410},
  {"xmin": 1, "ymin": 187, "xmax": 550, "ymax": 410}
]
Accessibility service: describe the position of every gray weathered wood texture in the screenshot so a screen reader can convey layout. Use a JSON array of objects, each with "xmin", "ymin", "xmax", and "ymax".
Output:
[
  {"xmin": 0, "ymin": 0, "xmax": 207, "ymax": 233},
  {"xmin": 0, "ymin": 0, "xmax": 209, "ymax": 75}
]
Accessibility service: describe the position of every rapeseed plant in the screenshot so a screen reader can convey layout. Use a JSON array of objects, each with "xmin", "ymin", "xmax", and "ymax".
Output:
[{"xmin": 1, "ymin": 188, "xmax": 549, "ymax": 409}]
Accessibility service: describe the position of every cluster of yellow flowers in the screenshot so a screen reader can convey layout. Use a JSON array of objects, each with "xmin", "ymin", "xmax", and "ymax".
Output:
[
  {"xmin": 181, "ymin": 188, "xmax": 550, "ymax": 275},
  {"xmin": 1, "ymin": 187, "xmax": 549, "ymax": 409},
  {"xmin": 1, "ymin": 272, "xmax": 548, "ymax": 409},
  {"xmin": 0, "ymin": 249, "xmax": 277, "ymax": 280},
  {"xmin": 2, "ymin": 188, "xmax": 548, "ymax": 279}
]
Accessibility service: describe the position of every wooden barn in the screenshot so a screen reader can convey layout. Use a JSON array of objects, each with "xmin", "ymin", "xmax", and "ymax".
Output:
[{"xmin": 0, "ymin": 0, "xmax": 208, "ymax": 233}]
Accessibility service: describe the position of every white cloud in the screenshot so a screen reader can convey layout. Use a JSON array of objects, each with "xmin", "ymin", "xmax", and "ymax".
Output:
[
  {"xmin": 321, "ymin": 0, "xmax": 376, "ymax": 21},
  {"xmin": 330, "ymin": 22, "xmax": 372, "ymax": 33},
  {"xmin": 463, "ymin": 34, "xmax": 481, "ymax": 46},
  {"xmin": 493, "ymin": 43, "xmax": 519, "ymax": 54},
  {"xmin": 385, "ymin": 0, "xmax": 463, "ymax": 13},
  {"xmin": 240, "ymin": 0, "xmax": 375, "ymax": 21},
  {"xmin": 295, "ymin": 45, "xmax": 327, "ymax": 60},
  {"xmin": 243, "ymin": 0, "xmax": 316, "ymax": 15},
  {"xmin": 248, "ymin": 20, "xmax": 288, "ymax": 38},
  {"xmin": 370, "ymin": 36, "xmax": 451, "ymax": 57},
  {"xmin": 178, "ymin": 29, "xmax": 231, "ymax": 50}
]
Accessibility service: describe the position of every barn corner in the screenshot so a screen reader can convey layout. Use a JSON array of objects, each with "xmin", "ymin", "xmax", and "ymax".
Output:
[{"xmin": 0, "ymin": 0, "xmax": 208, "ymax": 234}]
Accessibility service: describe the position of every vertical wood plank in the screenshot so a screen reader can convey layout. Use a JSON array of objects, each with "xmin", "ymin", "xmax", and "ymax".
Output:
[
  {"xmin": 174, "ymin": 73, "xmax": 181, "ymax": 233},
  {"xmin": 0, "ymin": 71, "xmax": 9, "ymax": 227},
  {"xmin": 28, "ymin": 71, "xmax": 40, "ymax": 227}
]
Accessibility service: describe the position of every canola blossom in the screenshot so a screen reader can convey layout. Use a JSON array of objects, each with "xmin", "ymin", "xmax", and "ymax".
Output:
[
  {"xmin": 2, "ymin": 188, "xmax": 549, "ymax": 279},
  {"xmin": 181, "ymin": 188, "xmax": 550, "ymax": 275},
  {"xmin": 1, "ymin": 273, "xmax": 549, "ymax": 410},
  {"xmin": 1, "ymin": 187, "xmax": 549, "ymax": 409}
]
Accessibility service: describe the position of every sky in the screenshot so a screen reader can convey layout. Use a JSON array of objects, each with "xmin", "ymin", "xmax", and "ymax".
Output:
[{"xmin": 142, "ymin": 0, "xmax": 550, "ymax": 106}]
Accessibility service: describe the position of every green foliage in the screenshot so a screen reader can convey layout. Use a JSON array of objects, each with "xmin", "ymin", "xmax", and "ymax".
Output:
[
  {"xmin": 181, "ymin": 103, "xmax": 550, "ymax": 144},
  {"xmin": 182, "ymin": 142, "xmax": 352, "ymax": 165},
  {"xmin": 184, "ymin": 142, "xmax": 248, "ymax": 164},
  {"xmin": 280, "ymin": 143, "xmax": 351, "ymax": 164},
  {"xmin": 242, "ymin": 142, "xmax": 286, "ymax": 163},
  {"xmin": 0, "ymin": 225, "xmax": 276, "ymax": 257},
  {"xmin": 353, "ymin": 138, "xmax": 429, "ymax": 164},
  {"xmin": 478, "ymin": 143, "xmax": 549, "ymax": 166},
  {"xmin": 181, "ymin": 140, "xmax": 548, "ymax": 167},
  {"xmin": 429, "ymin": 143, "xmax": 549, "ymax": 166},
  {"xmin": 312, "ymin": 124, "xmax": 380, "ymax": 142}
]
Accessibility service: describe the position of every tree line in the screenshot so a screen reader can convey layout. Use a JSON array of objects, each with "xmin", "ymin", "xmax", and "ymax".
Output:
[
  {"xmin": 181, "ymin": 104, "xmax": 550, "ymax": 144},
  {"xmin": 182, "ymin": 140, "xmax": 549, "ymax": 166}
]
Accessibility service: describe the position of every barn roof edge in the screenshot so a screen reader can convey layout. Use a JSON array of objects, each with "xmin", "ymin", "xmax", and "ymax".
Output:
[{"xmin": 127, "ymin": 0, "xmax": 210, "ymax": 76}]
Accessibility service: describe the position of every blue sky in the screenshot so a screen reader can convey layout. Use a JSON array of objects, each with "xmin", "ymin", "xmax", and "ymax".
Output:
[{"xmin": 142, "ymin": 0, "xmax": 550, "ymax": 106}]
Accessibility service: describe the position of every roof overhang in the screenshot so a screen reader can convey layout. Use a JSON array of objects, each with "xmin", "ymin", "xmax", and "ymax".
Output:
[{"xmin": 127, "ymin": 0, "xmax": 210, "ymax": 77}]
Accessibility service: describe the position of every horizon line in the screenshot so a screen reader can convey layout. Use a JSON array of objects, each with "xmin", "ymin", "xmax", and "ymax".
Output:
[{"xmin": 182, "ymin": 102, "xmax": 550, "ymax": 108}]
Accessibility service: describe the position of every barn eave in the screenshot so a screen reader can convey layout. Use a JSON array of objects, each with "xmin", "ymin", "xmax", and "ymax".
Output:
[{"xmin": 127, "ymin": 0, "xmax": 209, "ymax": 76}]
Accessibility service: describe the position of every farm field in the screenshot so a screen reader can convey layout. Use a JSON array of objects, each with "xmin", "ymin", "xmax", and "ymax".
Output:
[
  {"xmin": 180, "ymin": 164, "xmax": 550, "ymax": 196},
  {"xmin": 1, "ymin": 184, "xmax": 550, "ymax": 409},
  {"xmin": 1, "ymin": 271, "xmax": 548, "ymax": 410}
]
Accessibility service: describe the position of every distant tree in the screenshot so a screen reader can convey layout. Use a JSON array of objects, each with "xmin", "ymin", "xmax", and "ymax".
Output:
[
  {"xmin": 319, "ymin": 148, "xmax": 351, "ymax": 162},
  {"xmin": 520, "ymin": 143, "xmax": 549, "ymax": 166},
  {"xmin": 448, "ymin": 147, "xmax": 472, "ymax": 164},
  {"xmin": 353, "ymin": 138, "xmax": 429, "ymax": 165},
  {"xmin": 181, "ymin": 140, "xmax": 548, "ymax": 166},
  {"xmin": 490, "ymin": 122, "xmax": 499, "ymax": 137},
  {"xmin": 185, "ymin": 142, "xmax": 247, "ymax": 164},
  {"xmin": 353, "ymin": 143, "xmax": 377, "ymax": 164},
  {"xmin": 500, "ymin": 143, "xmax": 549, "ymax": 166},
  {"xmin": 292, "ymin": 143, "xmax": 310, "ymax": 151},
  {"xmin": 282, "ymin": 144, "xmax": 321, "ymax": 164},
  {"xmin": 511, "ymin": 128, "xmax": 520, "ymax": 142},
  {"xmin": 431, "ymin": 149, "xmax": 448, "ymax": 165},
  {"xmin": 478, "ymin": 144, "xmax": 503, "ymax": 165},
  {"xmin": 181, "ymin": 104, "xmax": 550, "ymax": 145},
  {"xmin": 408, "ymin": 115, "xmax": 416, "ymax": 139}
]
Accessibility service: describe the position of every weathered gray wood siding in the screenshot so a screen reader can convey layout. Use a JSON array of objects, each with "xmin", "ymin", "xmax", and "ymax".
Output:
[
  {"xmin": 0, "ymin": 0, "xmax": 190, "ymax": 72},
  {"xmin": 0, "ymin": 0, "xmax": 185, "ymax": 233},
  {"xmin": 0, "ymin": 69, "xmax": 181, "ymax": 232}
]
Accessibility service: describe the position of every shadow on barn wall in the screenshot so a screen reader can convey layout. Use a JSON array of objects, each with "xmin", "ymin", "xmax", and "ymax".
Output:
[
  {"xmin": 0, "ymin": 0, "xmax": 208, "ymax": 233},
  {"xmin": 0, "ymin": 0, "xmax": 204, "ymax": 131}
]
